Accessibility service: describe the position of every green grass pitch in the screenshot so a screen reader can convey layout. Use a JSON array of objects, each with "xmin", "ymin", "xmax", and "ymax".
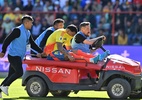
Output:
[{"xmin": 0, "ymin": 78, "xmax": 111, "ymax": 99}]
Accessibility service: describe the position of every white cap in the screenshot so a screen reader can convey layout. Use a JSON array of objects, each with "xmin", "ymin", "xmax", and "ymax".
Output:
[{"xmin": 14, "ymin": 7, "xmax": 20, "ymax": 11}]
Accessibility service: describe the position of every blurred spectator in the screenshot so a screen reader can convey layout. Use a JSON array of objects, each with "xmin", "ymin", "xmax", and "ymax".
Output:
[
  {"xmin": 43, "ymin": 1, "xmax": 53, "ymax": 12},
  {"xmin": 119, "ymin": 1, "xmax": 130, "ymax": 11},
  {"xmin": 97, "ymin": 29, "xmax": 105, "ymax": 36},
  {"xmin": 124, "ymin": 6, "xmax": 134, "ymax": 25},
  {"xmin": 102, "ymin": 5, "xmax": 112, "ymax": 23},
  {"xmin": 45, "ymin": 13, "xmax": 55, "ymax": 25},
  {"xmin": 115, "ymin": 19, "xmax": 122, "ymax": 32},
  {"xmin": 13, "ymin": 7, "xmax": 23, "ymax": 26},
  {"xmin": 90, "ymin": 28, "xmax": 96, "ymax": 38},
  {"xmin": 69, "ymin": 7, "xmax": 79, "ymax": 21},
  {"xmin": 115, "ymin": 8, "xmax": 125, "ymax": 30},
  {"xmin": 125, "ymin": 20, "xmax": 134, "ymax": 45},
  {"xmin": 70, "ymin": 15, "xmax": 79, "ymax": 27},
  {"xmin": 40, "ymin": 18, "xmax": 50, "ymax": 33},
  {"xmin": 3, "ymin": 7, "xmax": 15, "ymax": 21},
  {"xmin": 32, "ymin": 0, "xmax": 43, "ymax": 17},
  {"xmin": 113, "ymin": 0, "xmax": 121, "ymax": 11},
  {"xmin": 91, "ymin": 0, "xmax": 102, "ymax": 12},
  {"xmin": 1, "ymin": 1, "xmax": 9, "ymax": 12},
  {"xmin": 133, "ymin": 11, "xmax": 142, "ymax": 25},
  {"xmin": 83, "ymin": 0, "xmax": 92, "ymax": 11},
  {"xmin": 61, "ymin": 0, "xmax": 72, "ymax": 14},
  {"xmin": 100, "ymin": 17, "xmax": 110, "ymax": 35},
  {"xmin": 23, "ymin": 0, "xmax": 33, "ymax": 15},
  {"xmin": 117, "ymin": 29, "xmax": 128, "ymax": 45},
  {"xmin": 99, "ymin": 16, "xmax": 111, "ymax": 44},
  {"xmin": 53, "ymin": 0, "xmax": 62, "ymax": 18},
  {"xmin": 31, "ymin": 16, "xmax": 42, "ymax": 39},
  {"xmin": 134, "ymin": 17, "xmax": 142, "ymax": 34},
  {"xmin": 53, "ymin": 0, "xmax": 60, "ymax": 12},
  {"xmin": 133, "ymin": 0, "xmax": 142, "ymax": 5},
  {"xmin": 2, "ymin": 17, "xmax": 15, "ymax": 36},
  {"xmin": 134, "ymin": 17, "xmax": 142, "ymax": 43},
  {"xmin": 62, "ymin": 15, "xmax": 68, "ymax": 27},
  {"xmin": 82, "ymin": 11, "xmax": 96, "ymax": 29},
  {"xmin": 97, "ymin": 28, "xmax": 109, "ymax": 44},
  {"xmin": 111, "ymin": 0, "xmax": 132, "ymax": 5},
  {"xmin": 97, "ymin": 22, "xmax": 103, "ymax": 32},
  {"xmin": 22, "ymin": 0, "xmax": 34, "ymax": 6},
  {"xmin": 132, "ymin": 36, "xmax": 141, "ymax": 45},
  {"xmin": 93, "ymin": 1, "xmax": 102, "ymax": 27},
  {"xmin": 13, "ymin": 0, "xmax": 23, "ymax": 10},
  {"xmin": 80, "ymin": 0, "xmax": 89, "ymax": 10},
  {"xmin": 72, "ymin": 0, "xmax": 80, "ymax": 11},
  {"xmin": 133, "ymin": 0, "xmax": 142, "ymax": 11},
  {"xmin": 59, "ymin": 0, "xmax": 68, "ymax": 9},
  {"xmin": 101, "ymin": 0, "xmax": 110, "ymax": 7},
  {"xmin": 107, "ymin": 1, "xmax": 113, "ymax": 11}
]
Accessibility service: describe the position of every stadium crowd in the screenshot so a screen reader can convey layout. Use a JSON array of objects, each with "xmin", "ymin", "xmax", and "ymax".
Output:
[{"xmin": 0, "ymin": 0, "xmax": 142, "ymax": 45}]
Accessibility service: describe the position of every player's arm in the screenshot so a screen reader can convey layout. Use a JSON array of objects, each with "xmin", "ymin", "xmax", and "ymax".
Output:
[
  {"xmin": 57, "ymin": 42, "xmax": 74, "ymax": 61},
  {"xmin": 56, "ymin": 32, "xmax": 74, "ymax": 61},
  {"xmin": 57, "ymin": 42, "xmax": 69, "ymax": 56}
]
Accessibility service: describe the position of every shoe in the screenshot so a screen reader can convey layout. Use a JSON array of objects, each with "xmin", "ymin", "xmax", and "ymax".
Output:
[
  {"xmin": 0, "ymin": 92, "xmax": 2, "ymax": 98},
  {"xmin": 99, "ymin": 50, "xmax": 110, "ymax": 61},
  {"xmin": 93, "ymin": 55, "xmax": 100, "ymax": 63},
  {"xmin": 1, "ymin": 86, "xmax": 8, "ymax": 96}
]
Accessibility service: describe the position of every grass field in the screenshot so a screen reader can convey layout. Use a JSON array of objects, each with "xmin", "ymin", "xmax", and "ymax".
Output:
[
  {"xmin": 0, "ymin": 78, "xmax": 141, "ymax": 100},
  {"xmin": 0, "ymin": 78, "xmax": 111, "ymax": 100}
]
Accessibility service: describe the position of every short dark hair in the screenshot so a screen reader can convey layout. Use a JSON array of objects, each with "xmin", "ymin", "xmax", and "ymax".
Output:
[
  {"xmin": 21, "ymin": 15, "xmax": 33, "ymax": 23},
  {"xmin": 53, "ymin": 18, "xmax": 64, "ymax": 25},
  {"xmin": 67, "ymin": 24, "xmax": 78, "ymax": 33},
  {"xmin": 79, "ymin": 22, "xmax": 90, "ymax": 29}
]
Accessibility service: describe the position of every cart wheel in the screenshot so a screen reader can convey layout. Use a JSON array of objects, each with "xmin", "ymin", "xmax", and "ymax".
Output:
[
  {"xmin": 26, "ymin": 77, "xmax": 49, "ymax": 97},
  {"xmin": 50, "ymin": 90, "xmax": 71, "ymax": 97},
  {"xmin": 107, "ymin": 78, "xmax": 131, "ymax": 99}
]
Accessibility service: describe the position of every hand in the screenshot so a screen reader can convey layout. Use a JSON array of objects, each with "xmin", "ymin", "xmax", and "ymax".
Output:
[
  {"xmin": 0, "ymin": 53, "xmax": 5, "ymax": 58},
  {"xmin": 41, "ymin": 52, "xmax": 47, "ymax": 57},
  {"xmin": 67, "ymin": 55, "xmax": 75, "ymax": 62},
  {"xmin": 36, "ymin": 52, "xmax": 47, "ymax": 58},
  {"xmin": 36, "ymin": 53, "xmax": 42, "ymax": 58},
  {"xmin": 102, "ymin": 35, "xmax": 106, "ymax": 40}
]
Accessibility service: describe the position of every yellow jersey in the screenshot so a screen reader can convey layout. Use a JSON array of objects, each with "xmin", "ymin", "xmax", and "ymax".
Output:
[{"xmin": 44, "ymin": 29, "xmax": 73, "ymax": 54}]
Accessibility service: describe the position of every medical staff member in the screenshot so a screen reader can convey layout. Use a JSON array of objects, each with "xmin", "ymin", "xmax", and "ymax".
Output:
[
  {"xmin": 0, "ymin": 15, "xmax": 43, "ymax": 97},
  {"xmin": 32, "ymin": 18, "xmax": 65, "ymax": 54},
  {"xmin": 71, "ymin": 22, "xmax": 110, "ymax": 63}
]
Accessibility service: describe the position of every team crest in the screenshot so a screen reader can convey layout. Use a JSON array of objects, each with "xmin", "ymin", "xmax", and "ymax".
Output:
[{"xmin": 59, "ymin": 36, "xmax": 62, "ymax": 40}]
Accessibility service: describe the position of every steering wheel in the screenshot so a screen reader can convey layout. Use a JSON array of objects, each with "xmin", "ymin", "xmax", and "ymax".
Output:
[{"xmin": 91, "ymin": 37, "xmax": 106, "ymax": 51}]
